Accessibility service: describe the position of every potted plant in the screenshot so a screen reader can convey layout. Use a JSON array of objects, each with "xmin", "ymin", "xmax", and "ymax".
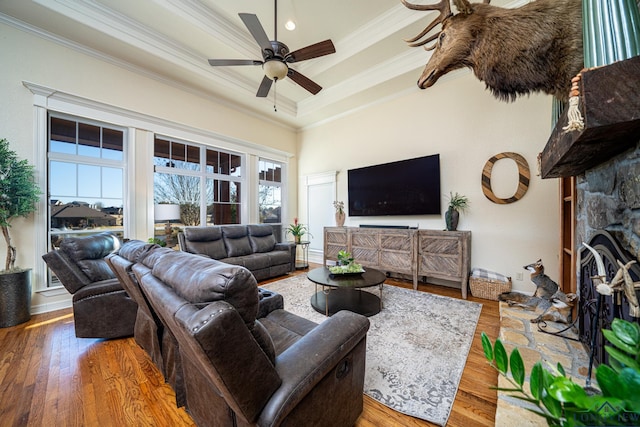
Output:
[
  {"xmin": 0, "ymin": 138, "xmax": 41, "ymax": 327},
  {"xmin": 285, "ymin": 218, "xmax": 312, "ymax": 243},
  {"xmin": 333, "ymin": 201, "xmax": 346, "ymax": 227},
  {"xmin": 445, "ymin": 192, "xmax": 469, "ymax": 231}
]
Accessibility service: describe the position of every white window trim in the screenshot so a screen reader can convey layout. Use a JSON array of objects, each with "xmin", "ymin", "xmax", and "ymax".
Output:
[{"xmin": 23, "ymin": 81, "xmax": 293, "ymax": 290}]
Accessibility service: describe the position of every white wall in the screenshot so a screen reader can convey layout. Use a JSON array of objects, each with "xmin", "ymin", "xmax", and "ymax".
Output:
[
  {"xmin": 298, "ymin": 73, "xmax": 561, "ymax": 293},
  {"xmin": 0, "ymin": 23, "xmax": 297, "ymax": 312}
]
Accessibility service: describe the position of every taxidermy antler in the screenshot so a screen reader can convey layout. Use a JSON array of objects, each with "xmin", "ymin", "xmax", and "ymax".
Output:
[
  {"xmin": 582, "ymin": 242, "xmax": 640, "ymax": 318},
  {"xmin": 402, "ymin": 0, "xmax": 584, "ymax": 101}
]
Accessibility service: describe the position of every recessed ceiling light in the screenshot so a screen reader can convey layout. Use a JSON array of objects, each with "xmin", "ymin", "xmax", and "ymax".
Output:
[{"xmin": 285, "ymin": 19, "xmax": 296, "ymax": 31}]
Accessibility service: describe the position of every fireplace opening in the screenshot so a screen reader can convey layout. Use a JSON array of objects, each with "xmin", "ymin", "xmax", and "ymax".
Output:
[{"xmin": 579, "ymin": 230, "xmax": 640, "ymax": 367}]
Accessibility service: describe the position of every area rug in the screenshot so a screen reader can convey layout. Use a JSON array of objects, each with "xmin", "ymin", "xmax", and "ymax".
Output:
[{"xmin": 261, "ymin": 275, "xmax": 482, "ymax": 426}]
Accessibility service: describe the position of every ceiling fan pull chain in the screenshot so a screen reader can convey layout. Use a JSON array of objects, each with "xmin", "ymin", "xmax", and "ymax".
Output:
[{"xmin": 273, "ymin": 80, "xmax": 278, "ymax": 112}]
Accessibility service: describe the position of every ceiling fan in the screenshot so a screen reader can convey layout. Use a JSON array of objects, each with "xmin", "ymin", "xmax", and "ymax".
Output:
[{"xmin": 207, "ymin": 0, "xmax": 335, "ymax": 98}]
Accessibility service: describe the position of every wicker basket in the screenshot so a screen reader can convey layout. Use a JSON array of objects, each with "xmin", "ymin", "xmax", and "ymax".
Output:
[{"xmin": 469, "ymin": 276, "xmax": 512, "ymax": 301}]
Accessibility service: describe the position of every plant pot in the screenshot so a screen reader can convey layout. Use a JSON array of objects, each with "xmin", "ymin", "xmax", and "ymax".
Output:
[
  {"xmin": 0, "ymin": 269, "xmax": 32, "ymax": 327},
  {"xmin": 445, "ymin": 208, "xmax": 459, "ymax": 231},
  {"xmin": 335, "ymin": 212, "xmax": 346, "ymax": 227}
]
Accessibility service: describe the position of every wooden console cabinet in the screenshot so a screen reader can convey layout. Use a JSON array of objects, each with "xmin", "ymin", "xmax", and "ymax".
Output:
[
  {"xmin": 417, "ymin": 230, "xmax": 471, "ymax": 299},
  {"xmin": 324, "ymin": 227, "xmax": 471, "ymax": 298},
  {"xmin": 324, "ymin": 227, "xmax": 417, "ymax": 286}
]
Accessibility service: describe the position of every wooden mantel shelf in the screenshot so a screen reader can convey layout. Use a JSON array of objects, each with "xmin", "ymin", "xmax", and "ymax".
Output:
[{"xmin": 540, "ymin": 55, "xmax": 640, "ymax": 178}]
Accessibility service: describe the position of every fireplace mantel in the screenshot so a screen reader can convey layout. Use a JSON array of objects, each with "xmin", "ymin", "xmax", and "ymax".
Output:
[{"xmin": 540, "ymin": 55, "xmax": 640, "ymax": 178}]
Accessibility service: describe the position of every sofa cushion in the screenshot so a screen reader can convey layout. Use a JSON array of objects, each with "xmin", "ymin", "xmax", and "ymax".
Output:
[
  {"xmin": 60, "ymin": 231, "xmax": 121, "ymax": 262},
  {"xmin": 141, "ymin": 249, "xmax": 259, "ymax": 326},
  {"xmin": 183, "ymin": 227, "xmax": 228, "ymax": 259},
  {"xmin": 222, "ymin": 226, "xmax": 252, "ymax": 257},
  {"xmin": 75, "ymin": 259, "xmax": 116, "ymax": 282},
  {"xmin": 247, "ymin": 224, "xmax": 276, "ymax": 253},
  {"xmin": 267, "ymin": 251, "xmax": 293, "ymax": 266},
  {"xmin": 118, "ymin": 240, "xmax": 159, "ymax": 263},
  {"xmin": 60, "ymin": 232, "xmax": 121, "ymax": 282},
  {"xmin": 238, "ymin": 253, "xmax": 272, "ymax": 271}
]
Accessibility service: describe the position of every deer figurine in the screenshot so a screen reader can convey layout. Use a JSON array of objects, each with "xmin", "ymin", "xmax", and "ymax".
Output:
[{"xmin": 402, "ymin": 0, "xmax": 584, "ymax": 101}]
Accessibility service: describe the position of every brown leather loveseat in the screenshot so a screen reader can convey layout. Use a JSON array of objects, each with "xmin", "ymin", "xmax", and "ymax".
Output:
[{"xmin": 132, "ymin": 247, "xmax": 370, "ymax": 426}]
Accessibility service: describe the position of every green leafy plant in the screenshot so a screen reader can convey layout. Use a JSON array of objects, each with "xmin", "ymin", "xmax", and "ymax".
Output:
[
  {"xmin": 330, "ymin": 250, "xmax": 363, "ymax": 274},
  {"xmin": 337, "ymin": 250, "xmax": 354, "ymax": 265},
  {"xmin": 447, "ymin": 192, "xmax": 469, "ymax": 212},
  {"xmin": 481, "ymin": 318, "xmax": 640, "ymax": 426},
  {"xmin": 0, "ymin": 138, "xmax": 42, "ymax": 272},
  {"xmin": 147, "ymin": 237, "xmax": 167, "ymax": 247},
  {"xmin": 285, "ymin": 218, "xmax": 312, "ymax": 240}
]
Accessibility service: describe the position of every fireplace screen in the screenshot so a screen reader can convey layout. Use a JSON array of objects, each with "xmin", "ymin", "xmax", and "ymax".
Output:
[{"xmin": 579, "ymin": 230, "xmax": 640, "ymax": 367}]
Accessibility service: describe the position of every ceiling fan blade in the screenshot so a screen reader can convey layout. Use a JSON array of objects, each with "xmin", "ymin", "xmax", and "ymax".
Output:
[
  {"xmin": 286, "ymin": 40, "xmax": 336, "ymax": 63},
  {"xmin": 256, "ymin": 75, "xmax": 273, "ymax": 98},
  {"xmin": 287, "ymin": 69, "xmax": 322, "ymax": 95},
  {"xmin": 239, "ymin": 13, "xmax": 273, "ymax": 55},
  {"xmin": 208, "ymin": 59, "xmax": 263, "ymax": 66}
]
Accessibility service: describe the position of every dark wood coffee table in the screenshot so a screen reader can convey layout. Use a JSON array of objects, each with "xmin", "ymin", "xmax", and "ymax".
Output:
[{"xmin": 307, "ymin": 267, "xmax": 386, "ymax": 317}]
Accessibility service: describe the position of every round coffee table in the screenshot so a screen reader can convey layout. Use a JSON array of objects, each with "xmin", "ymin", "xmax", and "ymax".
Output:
[{"xmin": 307, "ymin": 267, "xmax": 386, "ymax": 317}]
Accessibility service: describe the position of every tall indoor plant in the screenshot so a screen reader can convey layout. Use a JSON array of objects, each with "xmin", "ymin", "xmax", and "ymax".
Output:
[{"xmin": 0, "ymin": 138, "xmax": 41, "ymax": 327}]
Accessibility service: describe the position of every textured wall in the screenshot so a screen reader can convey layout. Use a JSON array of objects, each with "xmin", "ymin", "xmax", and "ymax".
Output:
[{"xmin": 576, "ymin": 140, "xmax": 640, "ymax": 260}]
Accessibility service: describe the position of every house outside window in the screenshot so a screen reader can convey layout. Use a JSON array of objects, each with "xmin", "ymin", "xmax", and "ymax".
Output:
[
  {"xmin": 258, "ymin": 158, "xmax": 283, "ymax": 239},
  {"xmin": 153, "ymin": 136, "xmax": 243, "ymax": 244},
  {"xmin": 47, "ymin": 114, "xmax": 126, "ymax": 286}
]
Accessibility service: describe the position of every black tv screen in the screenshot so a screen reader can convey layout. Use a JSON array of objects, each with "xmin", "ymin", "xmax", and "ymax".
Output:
[{"xmin": 348, "ymin": 154, "xmax": 441, "ymax": 216}]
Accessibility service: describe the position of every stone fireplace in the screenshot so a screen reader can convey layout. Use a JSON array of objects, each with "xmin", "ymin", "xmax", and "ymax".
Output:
[{"xmin": 576, "ymin": 141, "xmax": 640, "ymax": 365}]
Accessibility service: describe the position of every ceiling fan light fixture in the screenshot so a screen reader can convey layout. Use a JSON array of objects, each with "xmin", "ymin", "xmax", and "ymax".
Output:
[{"xmin": 263, "ymin": 60, "xmax": 288, "ymax": 81}]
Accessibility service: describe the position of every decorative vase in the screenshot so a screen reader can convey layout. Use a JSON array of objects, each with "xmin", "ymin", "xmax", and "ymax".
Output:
[
  {"xmin": 445, "ymin": 208, "xmax": 459, "ymax": 231},
  {"xmin": 0, "ymin": 269, "xmax": 32, "ymax": 328},
  {"xmin": 295, "ymin": 235, "xmax": 302, "ymax": 244},
  {"xmin": 335, "ymin": 211, "xmax": 346, "ymax": 227}
]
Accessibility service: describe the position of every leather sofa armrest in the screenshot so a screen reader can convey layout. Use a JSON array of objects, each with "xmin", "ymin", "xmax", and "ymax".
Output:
[
  {"xmin": 274, "ymin": 242, "xmax": 296, "ymax": 272},
  {"xmin": 71, "ymin": 278, "xmax": 125, "ymax": 302},
  {"xmin": 42, "ymin": 249, "xmax": 90, "ymax": 294},
  {"xmin": 258, "ymin": 310, "xmax": 370, "ymax": 425}
]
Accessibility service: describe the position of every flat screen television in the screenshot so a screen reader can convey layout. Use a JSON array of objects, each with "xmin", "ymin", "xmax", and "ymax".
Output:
[{"xmin": 348, "ymin": 154, "xmax": 441, "ymax": 216}]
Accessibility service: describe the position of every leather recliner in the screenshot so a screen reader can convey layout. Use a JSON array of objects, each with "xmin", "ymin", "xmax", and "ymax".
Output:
[
  {"xmin": 133, "ymin": 248, "xmax": 370, "ymax": 426},
  {"xmin": 106, "ymin": 240, "xmax": 286, "ymax": 409},
  {"xmin": 42, "ymin": 231, "xmax": 137, "ymax": 339}
]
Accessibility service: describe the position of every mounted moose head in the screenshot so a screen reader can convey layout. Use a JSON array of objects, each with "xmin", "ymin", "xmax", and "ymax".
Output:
[{"xmin": 402, "ymin": 0, "xmax": 583, "ymax": 101}]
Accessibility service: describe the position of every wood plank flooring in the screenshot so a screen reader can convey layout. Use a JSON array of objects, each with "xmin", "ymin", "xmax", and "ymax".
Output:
[{"xmin": 0, "ymin": 264, "xmax": 498, "ymax": 426}]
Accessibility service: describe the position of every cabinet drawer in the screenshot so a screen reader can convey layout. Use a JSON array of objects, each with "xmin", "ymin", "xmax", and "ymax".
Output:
[
  {"xmin": 326, "ymin": 244, "xmax": 347, "ymax": 260},
  {"xmin": 326, "ymin": 230, "xmax": 347, "ymax": 245},
  {"xmin": 380, "ymin": 233, "xmax": 412, "ymax": 252},
  {"xmin": 419, "ymin": 237, "xmax": 460, "ymax": 255},
  {"xmin": 381, "ymin": 252, "xmax": 412, "ymax": 272},
  {"xmin": 351, "ymin": 232, "xmax": 378, "ymax": 249},
  {"xmin": 352, "ymin": 248, "xmax": 378, "ymax": 265},
  {"xmin": 419, "ymin": 254, "xmax": 461, "ymax": 278}
]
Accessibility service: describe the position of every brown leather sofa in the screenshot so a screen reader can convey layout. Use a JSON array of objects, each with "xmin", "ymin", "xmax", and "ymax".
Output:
[
  {"xmin": 106, "ymin": 239, "xmax": 286, "ymax": 409},
  {"xmin": 178, "ymin": 224, "xmax": 296, "ymax": 281},
  {"xmin": 42, "ymin": 232, "xmax": 137, "ymax": 339},
  {"xmin": 132, "ymin": 247, "xmax": 370, "ymax": 426}
]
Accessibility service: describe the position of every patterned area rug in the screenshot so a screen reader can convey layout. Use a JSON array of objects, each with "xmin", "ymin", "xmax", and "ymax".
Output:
[{"xmin": 262, "ymin": 275, "xmax": 482, "ymax": 426}]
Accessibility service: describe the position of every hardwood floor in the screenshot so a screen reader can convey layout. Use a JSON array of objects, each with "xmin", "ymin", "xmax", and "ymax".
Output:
[{"xmin": 0, "ymin": 264, "xmax": 498, "ymax": 426}]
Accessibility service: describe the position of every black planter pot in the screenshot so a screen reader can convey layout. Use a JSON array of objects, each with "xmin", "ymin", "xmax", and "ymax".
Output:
[
  {"xmin": 0, "ymin": 269, "xmax": 32, "ymax": 327},
  {"xmin": 445, "ymin": 208, "xmax": 460, "ymax": 231}
]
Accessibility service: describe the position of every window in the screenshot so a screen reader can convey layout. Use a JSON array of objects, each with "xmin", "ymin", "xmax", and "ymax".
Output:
[
  {"xmin": 153, "ymin": 137, "xmax": 243, "ymax": 240},
  {"xmin": 259, "ymin": 158, "xmax": 283, "ymax": 227},
  {"xmin": 48, "ymin": 115, "xmax": 126, "ymax": 286}
]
